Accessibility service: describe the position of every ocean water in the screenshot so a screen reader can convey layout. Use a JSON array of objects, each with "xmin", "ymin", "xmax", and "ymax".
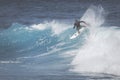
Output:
[{"xmin": 0, "ymin": 0, "xmax": 120, "ymax": 80}]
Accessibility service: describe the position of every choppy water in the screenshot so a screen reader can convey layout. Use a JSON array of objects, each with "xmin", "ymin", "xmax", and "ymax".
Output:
[{"xmin": 0, "ymin": 0, "xmax": 120, "ymax": 80}]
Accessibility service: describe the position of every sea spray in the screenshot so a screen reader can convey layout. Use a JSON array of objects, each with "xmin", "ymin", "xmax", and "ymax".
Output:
[{"xmin": 70, "ymin": 5, "xmax": 120, "ymax": 75}]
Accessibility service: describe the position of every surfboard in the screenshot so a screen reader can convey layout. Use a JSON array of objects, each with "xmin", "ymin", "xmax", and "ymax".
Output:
[{"xmin": 70, "ymin": 27, "xmax": 85, "ymax": 39}]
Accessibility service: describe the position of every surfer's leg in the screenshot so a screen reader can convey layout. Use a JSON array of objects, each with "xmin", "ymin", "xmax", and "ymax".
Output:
[
  {"xmin": 77, "ymin": 26, "xmax": 80, "ymax": 33},
  {"xmin": 78, "ymin": 29, "xmax": 80, "ymax": 33}
]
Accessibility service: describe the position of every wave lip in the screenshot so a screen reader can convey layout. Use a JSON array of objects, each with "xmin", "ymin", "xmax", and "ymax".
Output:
[{"xmin": 30, "ymin": 20, "xmax": 70, "ymax": 35}]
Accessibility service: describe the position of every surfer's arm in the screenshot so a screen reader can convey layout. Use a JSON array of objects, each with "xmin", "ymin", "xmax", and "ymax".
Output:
[
  {"xmin": 80, "ymin": 21, "xmax": 90, "ymax": 27},
  {"xmin": 80, "ymin": 21, "xmax": 86, "ymax": 24}
]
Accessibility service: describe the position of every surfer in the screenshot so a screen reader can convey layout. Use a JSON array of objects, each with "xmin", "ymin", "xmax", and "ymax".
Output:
[{"xmin": 73, "ymin": 20, "xmax": 87, "ymax": 33}]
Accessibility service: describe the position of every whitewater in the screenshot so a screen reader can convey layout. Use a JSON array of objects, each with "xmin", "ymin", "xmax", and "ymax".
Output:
[{"xmin": 70, "ymin": 5, "xmax": 120, "ymax": 75}]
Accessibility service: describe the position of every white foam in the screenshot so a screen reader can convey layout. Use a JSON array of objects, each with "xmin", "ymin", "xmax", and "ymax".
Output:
[
  {"xmin": 70, "ymin": 5, "xmax": 120, "ymax": 75},
  {"xmin": 80, "ymin": 5, "xmax": 105, "ymax": 27},
  {"xmin": 31, "ymin": 23, "xmax": 48, "ymax": 30},
  {"xmin": 30, "ymin": 20, "xmax": 70, "ymax": 35}
]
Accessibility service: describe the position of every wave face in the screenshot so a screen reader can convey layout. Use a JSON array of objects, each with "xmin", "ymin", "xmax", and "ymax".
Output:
[
  {"xmin": 0, "ymin": 5, "xmax": 120, "ymax": 77},
  {"xmin": 0, "ymin": 19, "xmax": 87, "ymax": 75}
]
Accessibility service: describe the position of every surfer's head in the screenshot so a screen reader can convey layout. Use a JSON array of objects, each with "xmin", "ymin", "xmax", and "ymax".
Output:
[{"xmin": 75, "ymin": 19, "xmax": 79, "ymax": 22}]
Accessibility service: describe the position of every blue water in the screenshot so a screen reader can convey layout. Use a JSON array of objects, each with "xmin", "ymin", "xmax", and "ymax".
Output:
[
  {"xmin": 0, "ymin": 0, "xmax": 120, "ymax": 80},
  {"xmin": 0, "ymin": 21, "xmax": 88, "ymax": 79}
]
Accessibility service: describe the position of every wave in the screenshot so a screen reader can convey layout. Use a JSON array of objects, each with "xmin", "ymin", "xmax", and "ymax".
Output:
[
  {"xmin": 0, "ymin": 18, "xmax": 86, "ymax": 61},
  {"xmin": 0, "ymin": 5, "xmax": 120, "ymax": 76}
]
